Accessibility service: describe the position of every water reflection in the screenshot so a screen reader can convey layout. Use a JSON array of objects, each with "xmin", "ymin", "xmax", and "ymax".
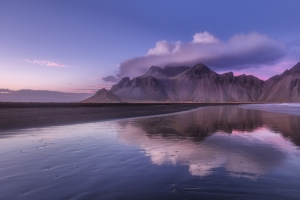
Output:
[
  {"xmin": 1, "ymin": 105, "xmax": 300, "ymax": 199},
  {"xmin": 117, "ymin": 106, "xmax": 300, "ymax": 178}
]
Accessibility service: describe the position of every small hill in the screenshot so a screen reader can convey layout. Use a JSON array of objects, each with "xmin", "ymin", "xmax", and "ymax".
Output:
[
  {"xmin": 81, "ymin": 88, "xmax": 121, "ymax": 103},
  {"xmin": 0, "ymin": 89, "xmax": 91, "ymax": 102}
]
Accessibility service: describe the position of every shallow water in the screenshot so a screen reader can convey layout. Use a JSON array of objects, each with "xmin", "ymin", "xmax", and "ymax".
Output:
[{"xmin": 1, "ymin": 105, "xmax": 300, "ymax": 199}]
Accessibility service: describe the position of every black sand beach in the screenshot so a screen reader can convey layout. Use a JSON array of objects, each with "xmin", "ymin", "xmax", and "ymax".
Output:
[
  {"xmin": 0, "ymin": 103, "xmax": 204, "ymax": 131},
  {"xmin": 0, "ymin": 102, "xmax": 255, "ymax": 131},
  {"xmin": 1, "ymin": 104, "xmax": 300, "ymax": 200}
]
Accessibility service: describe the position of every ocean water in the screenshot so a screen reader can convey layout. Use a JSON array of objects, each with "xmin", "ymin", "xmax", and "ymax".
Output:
[{"xmin": 1, "ymin": 105, "xmax": 300, "ymax": 199}]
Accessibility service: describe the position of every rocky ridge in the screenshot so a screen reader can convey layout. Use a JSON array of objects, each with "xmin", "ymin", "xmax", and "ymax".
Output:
[
  {"xmin": 83, "ymin": 62, "xmax": 300, "ymax": 103},
  {"xmin": 81, "ymin": 88, "xmax": 121, "ymax": 103}
]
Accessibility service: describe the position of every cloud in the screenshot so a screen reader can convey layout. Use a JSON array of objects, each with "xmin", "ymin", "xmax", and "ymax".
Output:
[
  {"xmin": 102, "ymin": 75, "xmax": 119, "ymax": 82},
  {"xmin": 103, "ymin": 31, "xmax": 294, "ymax": 81},
  {"xmin": 146, "ymin": 40, "xmax": 181, "ymax": 56},
  {"xmin": 73, "ymin": 82, "xmax": 114, "ymax": 93},
  {"xmin": 25, "ymin": 60, "xmax": 67, "ymax": 67},
  {"xmin": 117, "ymin": 122, "xmax": 287, "ymax": 178},
  {"xmin": 192, "ymin": 31, "xmax": 219, "ymax": 43},
  {"xmin": 288, "ymin": 39, "xmax": 300, "ymax": 54},
  {"xmin": 72, "ymin": 88, "xmax": 99, "ymax": 93}
]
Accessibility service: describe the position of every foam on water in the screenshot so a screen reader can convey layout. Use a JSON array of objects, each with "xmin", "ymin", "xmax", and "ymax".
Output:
[{"xmin": 240, "ymin": 103, "xmax": 300, "ymax": 116}]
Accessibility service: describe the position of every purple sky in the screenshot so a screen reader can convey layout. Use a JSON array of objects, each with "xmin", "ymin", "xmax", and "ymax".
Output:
[{"xmin": 1, "ymin": 0, "xmax": 300, "ymax": 93}]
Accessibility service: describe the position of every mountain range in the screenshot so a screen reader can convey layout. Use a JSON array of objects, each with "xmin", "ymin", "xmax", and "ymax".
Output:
[{"xmin": 82, "ymin": 62, "xmax": 300, "ymax": 103}]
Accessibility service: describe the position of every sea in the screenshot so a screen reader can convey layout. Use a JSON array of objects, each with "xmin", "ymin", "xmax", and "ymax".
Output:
[{"xmin": 1, "ymin": 104, "xmax": 300, "ymax": 199}]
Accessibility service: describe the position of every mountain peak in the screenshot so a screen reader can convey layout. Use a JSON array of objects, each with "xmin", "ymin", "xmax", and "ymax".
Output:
[
  {"xmin": 145, "ymin": 65, "xmax": 190, "ymax": 78},
  {"xmin": 96, "ymin": 88, "xmax": 109, "ymax": 95},
  {"xmin": 110, "ymin": 77, "xmax": 131, "ymax": 92},
  {"xmin": 277, "ymin": 62, "xmax": 300, "ymax": 77},
  {"xmin": 190, "ymin": 63, "xmax": 213, "ymax": 74},
  {"xmin": 182, "ymin": 63, "xmax": 215, "ymax": 79},
  {"xmin": 82, "ymin": 88, "xmax": 121, "ymax": 103},
  {"xmin": 290, "ymin": 62, "xmax": 300, "ymax": 73},
  {"xmin": 193, "ymin": 63, "xmax": 210, "ymax": 70},
  {"xmin": 145, "ymin": 66, "xmax": 164, "ymax": 77},
  {"xmin": 149, "ymin": 66, "xmax": 162, "ymax": 70}
]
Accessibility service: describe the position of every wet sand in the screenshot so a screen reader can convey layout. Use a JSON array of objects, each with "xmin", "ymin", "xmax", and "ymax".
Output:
[
  {"xmin": 0, "ymin": 102, "xmax": 243, "ymax": 131},
  {"xmin": 1, "ymin": 105, "xmax": 300, "ymax": 199}
]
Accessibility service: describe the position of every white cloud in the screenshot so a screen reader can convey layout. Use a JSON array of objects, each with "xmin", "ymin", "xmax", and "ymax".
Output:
[
  {"xmin": 117, "ymin": 124, "xmax": 288, "ymax": 179},
  {"xmin": 146, "ymin": 40, "xmax": 181, "ymax": 56},
  {"xmin": 25, "ymin": 60, "xmax": 67, "ymax": 67},
  {"xmin": 192, "ymin": 31, "xmax": 219, "ymax": 43},
  {"xmin": 103, "ymin": 31, "xmax": 294, "ymax": 81}
]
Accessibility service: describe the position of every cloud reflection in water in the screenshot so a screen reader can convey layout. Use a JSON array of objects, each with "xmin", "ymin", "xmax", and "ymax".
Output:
[{"xmin": 117, "ymin": 106, "xmax": 300, "ymax": 179}]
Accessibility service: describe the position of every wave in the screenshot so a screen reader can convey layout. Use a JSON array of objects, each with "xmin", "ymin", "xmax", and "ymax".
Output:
[{"xmin": 240, "ymin": 103, "xmax": 300, "ymax": 116}]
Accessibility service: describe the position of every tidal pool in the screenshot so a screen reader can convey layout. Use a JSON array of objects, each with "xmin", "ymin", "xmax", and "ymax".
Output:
[{"xmin": 1, "ymin": 105, "xmax": 300, "ymax": 199}]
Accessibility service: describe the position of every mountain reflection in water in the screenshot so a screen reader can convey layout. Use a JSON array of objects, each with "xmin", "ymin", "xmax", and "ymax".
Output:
[
  {"xmin": 1, "ymin": 105, "xmax": 300, "ymax": 199},
  {"xmin": 117, "ymin": 106, "xmax": 300, "ymax": 178}
]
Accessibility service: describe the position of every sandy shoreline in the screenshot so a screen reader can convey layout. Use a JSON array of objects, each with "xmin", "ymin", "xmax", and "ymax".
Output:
[{"xmin": 0, "ymin": 103, "xmax": 247, "ymax": 131}]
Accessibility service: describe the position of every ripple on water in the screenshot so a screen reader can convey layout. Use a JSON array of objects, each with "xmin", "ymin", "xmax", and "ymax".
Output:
[{"xmin": 0, "ymin": 106, "xmax": 300, "ymax": 199}]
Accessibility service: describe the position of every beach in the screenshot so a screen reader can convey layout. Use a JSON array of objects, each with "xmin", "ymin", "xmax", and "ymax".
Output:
[
  {"xmin": 1, "ymin": 104, "xmax": 300, "ymax": 199},
  {"xmin": 0, "ymin": 103, "xmax": 209, "ymax": 131}
]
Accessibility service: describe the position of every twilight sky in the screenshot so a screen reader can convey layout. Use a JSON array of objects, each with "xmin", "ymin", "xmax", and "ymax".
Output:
[{"xmin": 1, "ymin": 0, "xmax": 300, "ymax": 93}]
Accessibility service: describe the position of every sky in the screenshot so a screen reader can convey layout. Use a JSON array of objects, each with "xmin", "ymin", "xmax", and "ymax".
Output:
[{"xmin": 1, "ymin": 0, "xmax": 300, "ymax": 93}]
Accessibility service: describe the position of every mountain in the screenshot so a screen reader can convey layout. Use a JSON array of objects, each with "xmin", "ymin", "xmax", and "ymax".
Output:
[
  {"xmin": 159, "ymin": 63, "xmax": 264, "ymax": 102},
  {"xmin": 259, "ymin": 62, "xmax": 300, "ymax": 102},
  {"xmin": 81, "ymin": 88, "xmax": 121, "ymax": 103},
  {"xmin": 83, "ymin": 62, "xmax": 300, "ymax": 103},
  {"xmin": 144, "ymin": 66, "xmax": 190, "ymax": 79},
  {"xmin": 110, "ymin": 76, "xmax": 169, "ymax": 101},
  {"xmin": 108, "ymin": 66, "xmax": 189, "ymax": 102},
  {"xmin": 0, "ymin": 89, "xmax": 92, "ymax": 102}
]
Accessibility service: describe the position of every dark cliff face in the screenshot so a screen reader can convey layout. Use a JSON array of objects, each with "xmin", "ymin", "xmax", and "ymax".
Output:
[
  {"xmin": 110, "ymin": 75, "xmax": 169, "ymax": 101},
  {"xmin": 160, "ymin": 63, "xmax": 265, "ymax": 102},
  {"xmin": 110, "ymin": 77, "xmax": 131, "ymax": 93},
  {"xmin": 181, "ymin": 63, "xmax": 215, "ymax": 79},
  {"xmin": 83, "ymin": 62, "xmax": 300, "ymax": 103},
  {"xmin": 144, "ymin": 66, "xmax": 190, "ymax": 79},
  {"xmin": 285, "ymin": 62, "xmax": 300, "ymax": 74},
  {"xmin": 259, "ymin": 62, "xmax": 300, "ymax": 102},
  {"xmin": 108, "ymin": 63, "xmax": 266, "ymax": 103}
]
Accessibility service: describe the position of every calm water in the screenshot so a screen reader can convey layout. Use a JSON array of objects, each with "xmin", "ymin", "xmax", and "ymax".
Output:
[{"xmin": 1, "ymin": 105, "xmax": 300, "ymax": 199}]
